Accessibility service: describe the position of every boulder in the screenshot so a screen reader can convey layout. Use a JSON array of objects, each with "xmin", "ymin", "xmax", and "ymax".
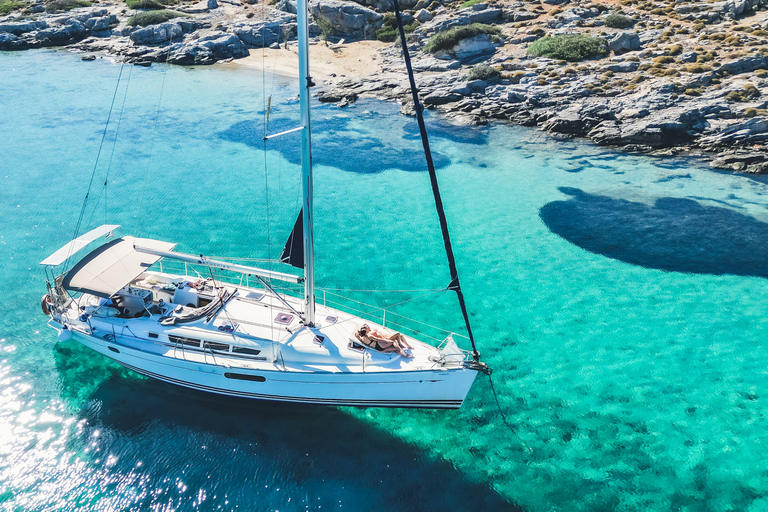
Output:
[
  {"xmin": 465, "ymin": 7, "xmax": 503, "ymax": 24},
  {"xmin": 310, "ymin": 0, "xmax": 382, "ymax": 39},
  {"xmin": 130, "ymin": 21, "xmax": 184, "ymax": 45},
  {"xmin": 607, "ymin": 32, "xmax": 640, "ymax": 53},
  {"xmin": 415, "ymin": 8, "xmax": 433, "ymax": 22},
  {"xmin": 208, "ymin": 0, "xmax": 218, "ymax": 8},
  {"xmin": 233, "ymin": 20, "xmax": 294, "ymax": 48},
  {"xmin": 423, "ymin": 87, "xmax": 463, "ymax": 105},
  {"xmin": 601, "ymin": 61, "xmax": 639, "ymax": 73},
  {"xmin": 453, "ymin": 33, "xmax": 497, "ymax": 61}
]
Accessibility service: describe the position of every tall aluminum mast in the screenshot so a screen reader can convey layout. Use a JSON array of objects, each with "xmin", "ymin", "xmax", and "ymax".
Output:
[{"xmin": 296, "ymin": 0, "xmax": 316, "ymax": 326}]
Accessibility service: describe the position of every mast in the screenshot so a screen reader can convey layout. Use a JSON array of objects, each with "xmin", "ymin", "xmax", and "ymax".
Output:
[{"xmin": 296, "ymin": 0, "xmax": 316, "ymax": 326}]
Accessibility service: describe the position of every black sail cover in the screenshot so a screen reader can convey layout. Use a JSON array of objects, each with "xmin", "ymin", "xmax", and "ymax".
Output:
[{"xmin": 281, "ymin": 209, "xmax": 304, "ymax": 269}]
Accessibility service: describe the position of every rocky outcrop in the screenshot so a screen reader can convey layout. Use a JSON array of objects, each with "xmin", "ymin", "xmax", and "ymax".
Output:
[
  {"xmin": 0, "ymin": 9, "xmax": 116, "ymax": 50},
  {"xmin": 166, "ymin": 31, "xmax": 249, "ymax": 64}
]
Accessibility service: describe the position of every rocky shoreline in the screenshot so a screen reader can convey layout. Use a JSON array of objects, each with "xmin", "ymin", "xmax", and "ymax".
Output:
[{"xmin": 1, "ymin": 0, "xmax": 767, "ymax": 171}]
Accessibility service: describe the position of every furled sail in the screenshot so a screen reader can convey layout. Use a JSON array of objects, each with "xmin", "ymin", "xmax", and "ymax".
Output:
[
  {"xmin": 280, "ymin": 209, "xmax": 304, "ymax": 269},
  {"xmin": 391, "ymin": 0, "xmax": 481, "ymax": 362}
]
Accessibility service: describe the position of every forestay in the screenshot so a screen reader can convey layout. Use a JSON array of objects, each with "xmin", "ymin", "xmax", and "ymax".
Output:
[{"xmin": 61, "ymin": 236, "xmax": 176, "ymax": 298}]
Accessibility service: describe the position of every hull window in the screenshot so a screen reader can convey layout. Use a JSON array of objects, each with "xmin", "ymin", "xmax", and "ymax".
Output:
[
  {"xmin": 232, "ymin": 347, "xmax": 261, "ymax": 356},
  {"xmin": 204, "ymin": 341, "xmax": 229, "ymax": 352},
  {"xmin": 169, "ymin": 335, "xmax": 202, "ymax": 348},
  {"xmin": 224, "ymin": 373, "xmax": 266, "ymax": 382}
]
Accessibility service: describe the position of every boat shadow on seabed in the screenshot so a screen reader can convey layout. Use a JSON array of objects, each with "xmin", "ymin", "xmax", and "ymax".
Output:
[
  {"xmin": 540, "ymin": 187, "xmax": 768, "ymax": 278},
  {"xmin": 53, "ymin": 343, "xmax": 522, "ymax": 512}
]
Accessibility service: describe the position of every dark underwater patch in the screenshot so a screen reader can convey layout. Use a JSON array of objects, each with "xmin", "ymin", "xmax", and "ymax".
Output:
[{"xmin": 540, "ymin": 187, "xmax": 768, "ymax": 277}]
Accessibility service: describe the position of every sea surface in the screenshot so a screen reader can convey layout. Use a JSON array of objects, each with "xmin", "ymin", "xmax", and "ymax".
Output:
[{"xmin": 2, "ymin": 48, "xmax": 768, "ymax": 511}]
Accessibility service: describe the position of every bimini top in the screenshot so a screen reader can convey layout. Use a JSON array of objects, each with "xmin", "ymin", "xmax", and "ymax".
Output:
[
  {"xmin": 40, "ymin": 224, "xmax": 121, "ymax": 267},
  {"xmin": 61, "ymin": 236, "xmax": 176, "ymax": 298}
]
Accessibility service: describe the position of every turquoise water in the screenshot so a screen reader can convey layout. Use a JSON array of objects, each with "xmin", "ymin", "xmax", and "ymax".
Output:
[{"xmin": 3, "ymin": 49, "xmax": 768, "ymax": 511}]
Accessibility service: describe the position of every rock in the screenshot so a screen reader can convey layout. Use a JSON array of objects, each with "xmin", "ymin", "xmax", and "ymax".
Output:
[
  {"xmin": 423, "ymin": 88, "xmax": 463, "ymax": 105},
  {"xmin": 310, "ymin": 0, "xmax": 382, "ymax": 40},
  {"xmin": 637, "ymin": 29, "xmax": 662, "ymax": 46},
  {"xmin": 465, "ymin": 7, "xmax": 503, "ymax": 24},
  {"xmin": 601, "ymin": 61, "xmax": 639, "ymax": 73},
  {"xmin": 607, "ymin": 32, "xmax": 640, "ymax": 53},
  {"xmin": 542, "ymin": 0, "xmax": 568, "ymax": 4},
  {"xmin": 130, "ymin": 21, "xmax": 184, "ymax": 45},
  {"xmin": 415, "ymin": 8, "xmax": 433, "ymax": 22},
  {"xmin": 166, "ymin": 33, "xmax": 248, "ymax": 65},
  {"xmin": 81, "ymin": 54, "xmax": 96, "ymax": 60},
  {"xmin": 351, "ymin": 0, "xmax": 418, "ymax": 12},
  {"xmin": 0, "ymin": 20, "xmax": 47, "ymax": 35},
  {"xmin": 233, "ymin": 20, "xmax": 293, "ymax": 48},
  {"xmin": 711, "ymin": 151, "xmax": 768, "ymax": 173},
  {"xmin": 453, "ymin": 33, "xmax": 497, "ymax": 61},
  {"xmin": 0, "ymin": 32, "xmax": 25, "ymax": 50},
  {"xmin": 511, "ymin": 10, "xmax": 538, "ymax": 22},
  {"xmin": 208, "ymin": 0, "xmax": 218, "ymax": 8},
  {"xmin": 275, "ymin": 0, "xmax": 297, "ymax": 13},
  {"xmin": 471, "ymin": 2, "xmax": 487, "ymax": 9},
  {"xmin": 680, "ymin": 51, "xmax": 698, "ymax": 63}
]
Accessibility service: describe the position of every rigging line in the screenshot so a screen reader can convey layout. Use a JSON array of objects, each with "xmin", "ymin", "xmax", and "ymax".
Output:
[
  {"xmin": 66, "ymin": 61, "xmax": 127, "ymax": 270},
  {"xmin": 137, "ymin": 49, "xmax": 171, "ymax": 235},
  {"xmin": 102, "ymin": 63, "xmax": 134, "ymax": 227},
  {"xmin": 486, "ymin": 373, "xmax": 526, "ymax": 446},
  {"xmin": 392, "ymin": 0, "xmax": 480, "ymax": 361}
]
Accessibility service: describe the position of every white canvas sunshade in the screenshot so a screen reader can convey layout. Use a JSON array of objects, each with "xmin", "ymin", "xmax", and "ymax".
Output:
[
  {"xmin": 61, "ymin": 236, "xmax": 176, "ymax": 298},
  {"xmin": 40, "ymin": 224, "xmax": 121, "ymax": 266}
]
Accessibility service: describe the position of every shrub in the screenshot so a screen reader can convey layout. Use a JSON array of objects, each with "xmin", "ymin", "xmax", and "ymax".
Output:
[
  {"xmin": 0, "ymin": 0, "xmax": 25, "ymax": 14},
  {"xmin": 126, "ymin": 0, "xmax": 164, "ymax": 8},
  {"xmin": 603, "ymin": 13, "xmax": 634, "ymax": 29},
  {"xmin": 127, "ymin": 9, "xmax": 188, "ymax": 26},
  {"xmin": 423, "ymin": 23, "xmax": 501, "ymax": 53},
  {"xmin": 466, "ymin": 64, "xmax": 500, "ymax": 81},
  {"xmin": 460, "ymin": 0, "xmax": 484, "ymax": 8},
  {"xmin": 45, "ymin": 0, "xmax": 91, "ymax": 11},
  {"xmin": 375, "ymin": 13, "xmax": 419, "ymax": 42},
  {"xmin": 527, "ymin": 33, "xmax": 608, "ymax": 61},
  {"xmin": 683, "ymin": 63, "xmax": 710, "ymax": 73},
  {"xmin": 315, "ymin": 17, "xmax": 333, "ymax": 40},
  {"xmin": 744, "ymin": 108, "xmax": 768, "ymax": 117}
]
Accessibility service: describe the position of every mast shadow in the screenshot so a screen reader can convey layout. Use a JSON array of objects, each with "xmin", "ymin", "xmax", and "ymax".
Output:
[
  {"xmin": 540, "ymin": 187, "xmax": 768, "ymax": 277},
  {"xmin": 54, "ymin": 345, "xmax": 521, "ymax": 511}
]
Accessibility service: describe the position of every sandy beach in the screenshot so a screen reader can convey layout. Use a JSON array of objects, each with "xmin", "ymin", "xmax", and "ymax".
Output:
[{"xmin": 228, "ymin": 40, "xmax": 388, "ymax": 81}]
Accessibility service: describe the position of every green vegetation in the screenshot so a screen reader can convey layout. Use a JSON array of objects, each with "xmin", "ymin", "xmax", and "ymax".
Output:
[
  {"xmin": 127, "ymin": 9, "xmax": 188, "ymax": 26},
  {"xmin": 44, "ymin": 0, "xmax": 91, "ymax": 11},
  {"xmin": 603, "ymin": 13, "xmax": 634, "ymax": 29},
  {"xmin": 0, "ymin": 0, "xmax": 25, "ymax": 14},
  {"xmin": 527, "ymin": 34, "xmax": 608, "ymax": 62},
  {"xmin": 466, "ymin": 64, "xmax": 500, "ymax": 81},
  {"xmin": 423, "ymin": 23, "xmax": 501, "ymax": 54},
  {"xmin": 725, "ymin": 83, "xmax": 761, "ymax": 102},
  {"xmin": 315, "ymin": 17, "xmax": 333, "ymax": 40},
  {"xmin": 460, "ymin": 0, "xmax": 484, "ymax": 8},
  {"xmin": 126, "ymin": 0, "xmax": 177, "ymax": 8},
  {"xmin": 375, "ymin": 13, "xmax": 419, "ymax": 43}
]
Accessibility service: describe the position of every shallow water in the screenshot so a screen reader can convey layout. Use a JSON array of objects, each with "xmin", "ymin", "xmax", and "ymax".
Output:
[{"xmin": 3, "ymin": 48, "xmax": 768, "ymax": 511}]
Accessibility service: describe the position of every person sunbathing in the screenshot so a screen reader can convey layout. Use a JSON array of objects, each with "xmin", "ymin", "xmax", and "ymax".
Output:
[{"xmin": 356, "ymin": 324, "xmax": 413, "ymax": 358}]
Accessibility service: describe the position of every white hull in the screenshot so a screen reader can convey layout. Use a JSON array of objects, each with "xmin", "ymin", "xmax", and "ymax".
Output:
[{"xmin": 71, "ymin": 328, "xmax": 476, "ymax": 408}]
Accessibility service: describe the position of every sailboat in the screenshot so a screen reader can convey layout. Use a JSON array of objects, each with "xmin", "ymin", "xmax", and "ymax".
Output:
[{"xmin": 39, "ymin": 0, "xmax": 490, "ymax": 408}]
